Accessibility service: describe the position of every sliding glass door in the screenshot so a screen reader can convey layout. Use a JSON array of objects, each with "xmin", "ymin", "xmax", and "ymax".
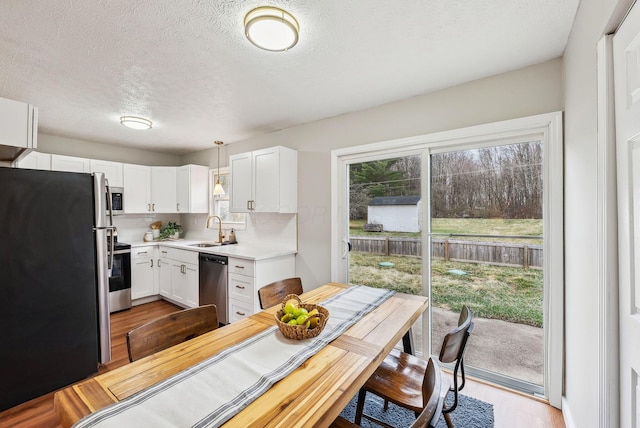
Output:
[{"xmin": 331, "ymin": 113, "xmax": 563, "ymax": 404}]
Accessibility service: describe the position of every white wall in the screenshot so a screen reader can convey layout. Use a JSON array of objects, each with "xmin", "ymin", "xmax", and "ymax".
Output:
[
  {"xmin": 562, "ymin": 0, "xmax": 633, "ymax": 426},
  {"xmin": 185, "ymin": 58, "xmax": 563, "ymax": 290},
  {"xmin": 38, "ymin": 133, "xmax": 182, "ymax": 166}
]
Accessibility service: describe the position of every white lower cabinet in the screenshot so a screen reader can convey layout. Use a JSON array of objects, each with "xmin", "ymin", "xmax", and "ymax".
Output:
[
  {"xmin": 170, "ymin": 261, "xmax": 187, "ymax": 303},
  {"xmin": 158, "ymin": 258, "xmax": 173, "ymax": 299},
  {"xmin": 228, "ymin": 299, "xmax": 253, "ymax": 323},
  {"xmin": 158, "ymin": 247, "xmax": 199, "ymax": 308},
  {"xmin": 131, "ymin": 246, "xmax": 157, "ymax": 300},
  {"xmin": 227, "ymin": 254, "xmax": 295, "ymax": 322},
  {"xmin": 131, "ymin": 245, "xmax": 295, "ymax": 316}
]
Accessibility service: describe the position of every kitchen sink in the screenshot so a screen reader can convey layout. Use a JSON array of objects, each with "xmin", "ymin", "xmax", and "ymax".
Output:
[{"xmin": 188, "ymin": 242, "xmax": 221, "ymax": 248}]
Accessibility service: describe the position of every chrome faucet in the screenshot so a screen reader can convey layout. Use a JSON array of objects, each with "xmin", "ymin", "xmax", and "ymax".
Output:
[{"xmin": 206, "ymin": 215, "xmax": 224, "ymax": 243}]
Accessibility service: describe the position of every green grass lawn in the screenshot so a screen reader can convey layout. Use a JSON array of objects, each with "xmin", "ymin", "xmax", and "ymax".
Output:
[
  {"xmin": 348, "ymin": 252, "xmax": 543, "ymax": 327},
  {"xmin": 348, "ymin": 218, "xmax": 544, "ymax": 327},
  {"xmin": 350, "ymin": 218, "xmax": 542, "ymax": 243}
]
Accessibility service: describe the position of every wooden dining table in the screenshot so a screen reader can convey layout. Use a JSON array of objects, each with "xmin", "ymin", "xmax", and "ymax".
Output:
[{"xmin": 54, "ymin": 282, "xmax": 429, "ymax": 427}]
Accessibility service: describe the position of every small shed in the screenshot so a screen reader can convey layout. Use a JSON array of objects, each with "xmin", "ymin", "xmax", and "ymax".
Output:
[{"xmin": 367, "ymin": 196, "xmax": 422, "ymax": 233}]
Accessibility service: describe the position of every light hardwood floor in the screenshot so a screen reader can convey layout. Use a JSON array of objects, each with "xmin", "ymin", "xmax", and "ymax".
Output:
[{"xmin": 0, "ymin": 300, "xmax": 565, "ymax": 427}]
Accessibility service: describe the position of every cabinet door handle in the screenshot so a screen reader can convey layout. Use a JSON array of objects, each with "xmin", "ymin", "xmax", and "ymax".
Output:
[
  {"xmin": 235, "ymin": 265, "xmax": 245, "ymax": 269},
  {"xmin": 152, "ymin": 203, "xmax": 155, "ymax": 211},
  {"xmin": 176, "ymin": 203, "xmax": 180, "ymax": 211},
  {"xmin": 150, "ymin": 259, "xmax": 154, "ymax": 267},
  {"xmin": 158, "ymin": 259, "xmax": 162, "ymax": 267},
  {"xmin": 148, "ymin": 203, "xmax": 151, "ymax": 211},
  {"xmin": 235, "ymin": 285, "xmax": 245, "ymax": 290},
  {"xmin": 236, "ymin": 311, "xmax": 246, "ymax": 316},
  {"xmin": 247, "ymin": 200, "xmax": 251, "ymax": 211}
]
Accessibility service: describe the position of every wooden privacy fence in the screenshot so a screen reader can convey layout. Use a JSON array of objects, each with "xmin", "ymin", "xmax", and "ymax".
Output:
[{"xmin": 349, "ymin": 236, "xmax": 543, "ymax": 269}]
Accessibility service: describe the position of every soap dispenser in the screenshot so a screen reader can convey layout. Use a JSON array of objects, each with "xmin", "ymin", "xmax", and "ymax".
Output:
[{"xmin": 229, "ymin": 228, "xmax": 237, "ymax": 243}]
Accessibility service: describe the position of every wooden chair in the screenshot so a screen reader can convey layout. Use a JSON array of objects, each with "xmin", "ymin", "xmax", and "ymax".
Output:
[
  {"xmin": 126, "ymin": 304, "xmax": 219, "ymax": 362},
  {"xmin": 354, "ymin": 306, "xmax": 473, "ymax": 428},
  {"xmin": 332, "ymin": 358, "xmax": 443, "ymax": 428},
  {"xmin": 439, "ymin": 305, "xmax": 474, "ymax": 416},
  {"xmin": 257, "ymin": 277, "xmax": 303, "ymax": 309}
]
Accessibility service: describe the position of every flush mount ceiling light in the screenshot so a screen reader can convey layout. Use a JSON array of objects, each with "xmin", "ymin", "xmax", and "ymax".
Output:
[
  {"xmin": 120, "ymin": 116, "xmax": 152, "ymax": 130},
  {"xmin": 244, "ymin": 6, "xmax": 299, "ymax": 52}
]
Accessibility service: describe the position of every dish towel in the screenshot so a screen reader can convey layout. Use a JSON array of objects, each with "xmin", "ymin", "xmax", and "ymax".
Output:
[{"xmin": 73, "ymin": 285, "xmax": 395, "ymax": 428}]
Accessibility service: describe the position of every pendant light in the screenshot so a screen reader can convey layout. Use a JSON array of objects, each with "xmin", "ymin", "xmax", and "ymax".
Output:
[{"xmin": 213, "ymin": 141, "xmax": 225, "ymax": 196}]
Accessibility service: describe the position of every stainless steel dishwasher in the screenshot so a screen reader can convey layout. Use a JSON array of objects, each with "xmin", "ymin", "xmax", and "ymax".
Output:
[{"xmin": 199, "ymin": 253, "xmax": 228, "ymax": 325}]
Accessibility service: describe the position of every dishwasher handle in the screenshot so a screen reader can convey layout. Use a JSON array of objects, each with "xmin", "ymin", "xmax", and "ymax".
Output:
[{"xmin": 199, "ymin": 254, "xmax": 228, "ymax": 265}]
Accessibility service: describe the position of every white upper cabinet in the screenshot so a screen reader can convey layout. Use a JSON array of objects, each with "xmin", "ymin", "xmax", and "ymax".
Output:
[
  {"xmin": 176, "ymin": 164, "xmax": 209, "ymax": 213},
  {"xmin": 229, "ymin": 152, "xmax": 253, "ymax": 213},
  {"xmin": 0, "ymin": 97, "xmax": 37, "ymax": 163},
  {"xmin": 151, "ymin": 167, "xmax": 177, "ymax": 213},
  {"xmin": 229, "ymin": 146, "xmax": 297, "ymax": 213},
  {"xmin": 123, "ymin": 164, "xmax": 178, "ymax": 214},
  {"xmin": 123, "ymin": 164, "xmax": 151, "ymax": 213},
  {"xmin": 51, "ymin": 154, "xmax": 91, "ymax": 173},
  {"xmin": 90, "ymin": 159, "xmax": 123, "ymax": 187},
  {"xmin": 15, "ymin": 151, "xmax": 51, "ymax": 170}
]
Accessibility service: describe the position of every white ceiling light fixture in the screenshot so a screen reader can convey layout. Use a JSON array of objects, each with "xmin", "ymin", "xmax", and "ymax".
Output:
[
  {"xmin": 244, "ymin": 6, "xmax": 299, "ymax": 52},
  {"xmin": 120, "ymin": 116, "xmax": 152, "ymax": 130},
  {"xmin": 213, "ymin": 141, "xmax": 225, "ymax": 197}
]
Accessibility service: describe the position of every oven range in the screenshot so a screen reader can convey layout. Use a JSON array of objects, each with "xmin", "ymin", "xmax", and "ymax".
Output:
[{"xmin": 108, "ymin": 237, "xmax": 131, "ymax": 313}]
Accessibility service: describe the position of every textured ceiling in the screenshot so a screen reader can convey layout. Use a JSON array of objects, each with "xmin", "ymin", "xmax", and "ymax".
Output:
[{"xmin": 0, "ymin": 0, "xmax": 579, "ymax": 155}]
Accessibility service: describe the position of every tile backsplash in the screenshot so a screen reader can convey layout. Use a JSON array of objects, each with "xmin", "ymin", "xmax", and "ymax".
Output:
[
  {"xmin": 113, "ymin": 212, "xmax": 297, "ymax": 249},
  {"xmin": 112, "ymin": 213, "xmax": 181, "ymax": 243}
]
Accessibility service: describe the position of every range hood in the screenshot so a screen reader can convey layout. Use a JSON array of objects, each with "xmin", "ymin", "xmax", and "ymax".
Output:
[{"xmin": 0, "ymin": 96, "xmax": 38, "ymax": 164}]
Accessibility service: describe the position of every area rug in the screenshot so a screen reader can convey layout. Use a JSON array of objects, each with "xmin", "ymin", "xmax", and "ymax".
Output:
[{"xmin": 339, "ymin": 392, "xmax": 494, "ymax": 427}]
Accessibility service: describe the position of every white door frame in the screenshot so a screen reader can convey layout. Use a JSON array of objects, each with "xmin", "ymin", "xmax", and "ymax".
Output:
[
  {"xmin": 595, "ymin": 34, "xmax": 620, "ymax": 428},
  {"xmin": 331, "ymin": 112, "xmax": 564, "ymax": 407}
]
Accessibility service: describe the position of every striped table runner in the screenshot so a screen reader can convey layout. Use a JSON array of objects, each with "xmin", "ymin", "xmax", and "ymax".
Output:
[{"xmin": 74, "ymin": 285, "xmax": 395, "ymax": 428}]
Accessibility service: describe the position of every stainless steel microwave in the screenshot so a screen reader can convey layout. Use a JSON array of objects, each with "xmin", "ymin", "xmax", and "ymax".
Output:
[{"xmin": 108, "ymin": 186, "xmax": 124, "ymax": 215}]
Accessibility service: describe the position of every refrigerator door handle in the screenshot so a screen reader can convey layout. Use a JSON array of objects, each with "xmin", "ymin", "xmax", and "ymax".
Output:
[
  {"xmin": 105, "ymin": 182, "xmax": 116, "ymax": 270},
  {"xmin": 93, "ymin": 172, "xmax": 112, "ymax": 364}
]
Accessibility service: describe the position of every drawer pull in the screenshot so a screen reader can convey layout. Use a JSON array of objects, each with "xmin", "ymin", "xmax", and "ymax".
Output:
[
  {"xmin": 235, "ymin": 285, "xmax": 245, "ymax": 289},
  {"xmin": 161, "ymin": 251, "xmax": 168, "ymax": 254},
  {"xmin": 137, "ymin": 251, "xmax": 148, "ymax": 255},
  {"xmin": 236, "ymin": 311, "xmax": 246, "ymax": 316},
  {"xmin": 235, "ymin": 265, "xmax": 245, "ymax": 269}
]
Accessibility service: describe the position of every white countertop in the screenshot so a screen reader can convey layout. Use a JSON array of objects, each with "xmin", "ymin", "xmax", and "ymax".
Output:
[{"xmin": 127, "ymin": 239, "xmax": 297, "ymax": 261}]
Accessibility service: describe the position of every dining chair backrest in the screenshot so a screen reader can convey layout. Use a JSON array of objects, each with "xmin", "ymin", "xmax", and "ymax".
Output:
[
  {"xmin": 437, "ymin": 304, "xmax": 474, "ymax": 421},
  {"xmin": 258, "ymin": 277, "xmax": 303, "ymax": 309},
  {"xmin": 126, "ymin": 304, "xmax": 219, "ymax": 362},
  {"xmin": 439, "ymin": 305, "xmax": 474, "ymax": 364},
  {"xmin": 411, "ymin": 358, "xmax": 443, "ymax": 428}
]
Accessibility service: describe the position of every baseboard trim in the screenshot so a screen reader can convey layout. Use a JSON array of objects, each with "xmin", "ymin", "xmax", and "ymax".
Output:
[{"xmin": 562, "ymin": 397, "xmax": 576, "ymax": 428}]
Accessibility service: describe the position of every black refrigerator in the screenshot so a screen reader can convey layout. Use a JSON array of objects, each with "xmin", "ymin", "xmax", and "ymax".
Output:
[{"xmin": 0, "ymin": 167, "xmax": 112, "ymax": 411}]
